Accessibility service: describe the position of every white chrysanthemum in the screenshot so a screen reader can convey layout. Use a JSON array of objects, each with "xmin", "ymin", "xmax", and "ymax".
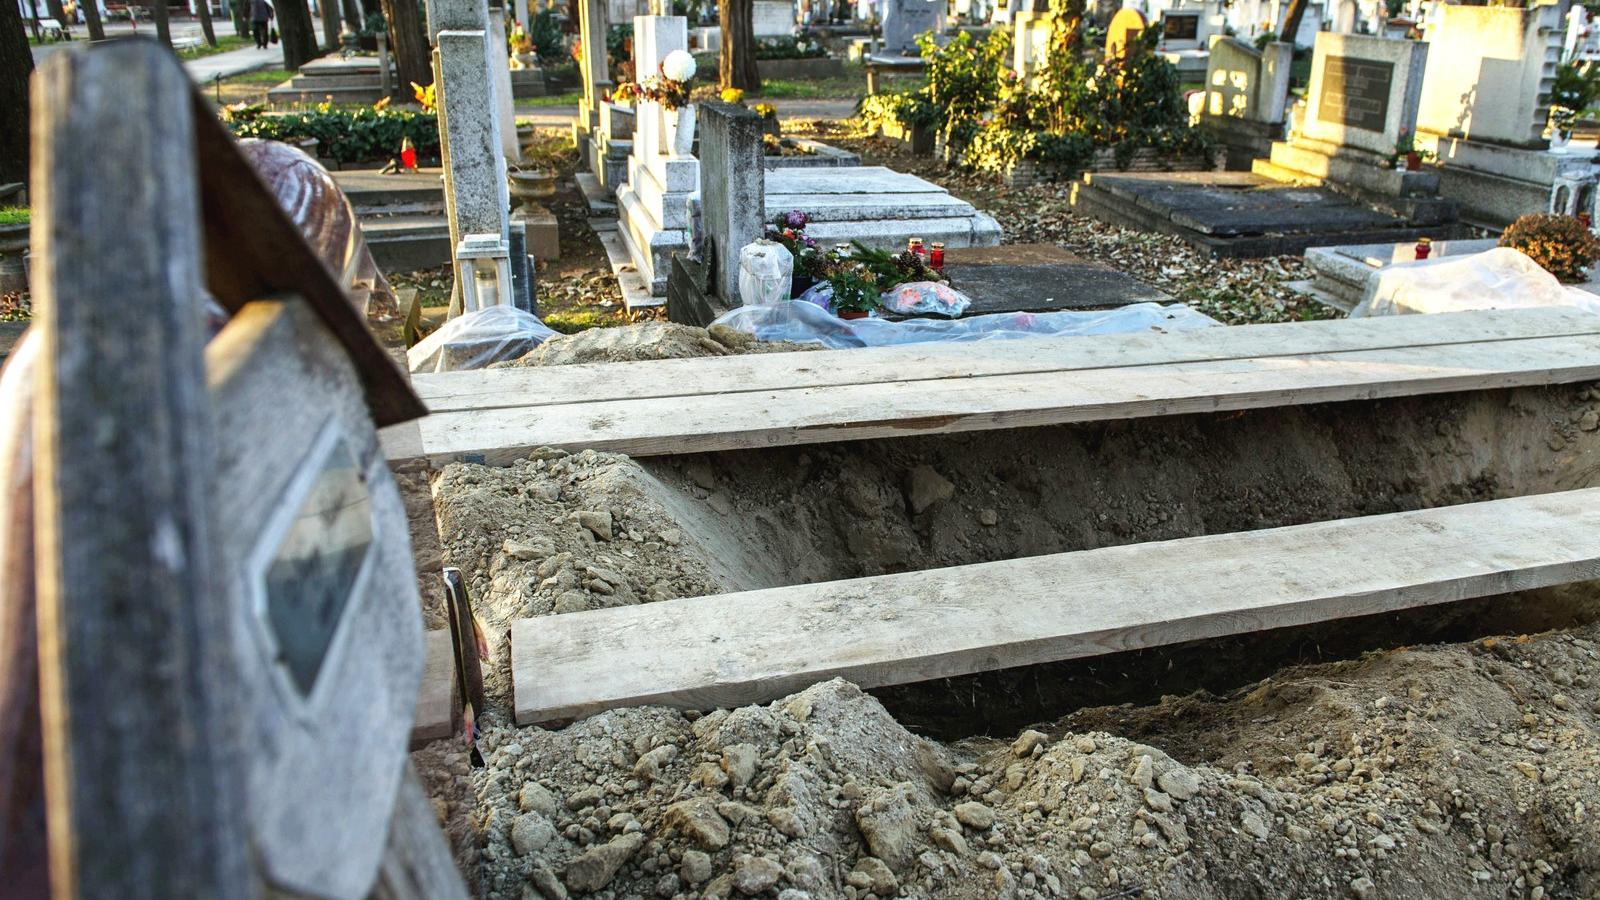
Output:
[{"xmin": 661, "ymin": 49, "xmax": 697, "ymax": 83}]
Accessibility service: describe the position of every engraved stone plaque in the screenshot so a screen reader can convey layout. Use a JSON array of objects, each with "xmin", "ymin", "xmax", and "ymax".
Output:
[
  {"xmin": 1317, "ymin": 55, "xmax": 1393, "ymax": 133},
  {"xmin": 1162, "ymin": 12, "xmax": 1198, "ymax": 41},
  {"xmin": 262, "ymin": 437, "xmax": 373, "ymax": 696}
]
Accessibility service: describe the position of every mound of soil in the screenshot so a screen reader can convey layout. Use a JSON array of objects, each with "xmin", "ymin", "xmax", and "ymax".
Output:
[{"xmin": 419, "ymin": 382, "xmax": 1600, "ymax": 898}]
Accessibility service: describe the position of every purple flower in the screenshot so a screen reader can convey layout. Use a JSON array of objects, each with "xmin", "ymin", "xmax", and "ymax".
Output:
[
  {"xmin": 784, "ymin": 210, "xmax": 809, "ymax": 229},
  {"xmin": 802, "ymin": 234, "xmax": 817, "ymax": 248}
]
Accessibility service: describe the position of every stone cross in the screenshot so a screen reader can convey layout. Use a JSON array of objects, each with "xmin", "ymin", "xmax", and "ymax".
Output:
[{"xmin": 697, "ymin": 102, "xmax": 767, "ymax": 303}]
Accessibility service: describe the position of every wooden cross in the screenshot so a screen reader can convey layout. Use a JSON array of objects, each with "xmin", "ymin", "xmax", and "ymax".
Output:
[{"xmin": 28, "ymin": 38, "xmax": 463, "ymax": 899}]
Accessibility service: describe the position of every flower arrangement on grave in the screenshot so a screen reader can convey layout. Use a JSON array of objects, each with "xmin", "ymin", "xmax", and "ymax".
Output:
[
  {"xmin": 1387, "ymin": 133, "xmax": 1434, "ymax": 172},
  {"xmin": 754, "ymin": 102, "xmax": 777, "ymax": 120},
  {"xmin": 412, "ymin": 81, "xmax": 437, "ymax": 114},
  {"xmin": 1499, "ymin": 213, "xmax": 1600, "ymax": 283},
  {"xmin": 721, "ymin": 86, "xmax": 746, "ymax": 104},
  {"xmin": 767, "ymin": 210, "xmax": 824, "ymax": 277},
  {"xmin": 612, "ymin": 50, "xmax": 698, "ymax": 111}
]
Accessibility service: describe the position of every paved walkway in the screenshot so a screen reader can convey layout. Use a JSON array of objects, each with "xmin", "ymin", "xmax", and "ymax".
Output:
[{"xmin": 29, "ymin": 20, "xmax": 282, "ymax": 82}]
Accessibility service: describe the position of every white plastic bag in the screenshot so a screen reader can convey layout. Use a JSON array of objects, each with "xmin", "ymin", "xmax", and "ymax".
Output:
[
  {"xmin": 407, "ymin": 305, "xmax": 558, "ymax": 372},
  {"xmin": 1352, "ymin": 246, "xmax": 1600, "ymax": 317},
  {"xmin": 737, "ymin": 240, "xmax": 794, "ymax": 306}
]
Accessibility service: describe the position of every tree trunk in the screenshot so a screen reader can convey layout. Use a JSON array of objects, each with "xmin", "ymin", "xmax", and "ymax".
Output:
[
  {"xmin": 152, "ymin": 0, "xmax": 172, "ymax": 46},
  {"xmin": 718, "ymin": 0, "xmax": 758, "ymax": 91},
  {"xmin": 43, "ymin": 0, "xmax": 65, "ymax": 27},
  {"xmin": 340, "ymin": 0, "xmax": 361, "ymax": 32},
  {"xmin": 382, "ymin": 0, "xmax": 430, "ymax": 88},
  {"xmin": 0, "ymin": 0, "xmax": 30, "ymax": 188},
  {"xmin": 82, "ymin": 0, "xmax": 105, "ymax": 40},
  {"xmin": 319, "ymin": 0, "xmax": 340, "ymax": 49},
  {"xmin": 24, "ymin": 0, "xmax": 40, "ymax": 42},
  {"xmin": 1277, "ymin": 0, "xmax": 1307, "ymax": 45},
  {"xmin": 276, "ymin": 0, "xmax": 320, "ymax": 68},
  {"xmin": 196, "ymin": 0, "xmax": 217, "ymax": 45}
]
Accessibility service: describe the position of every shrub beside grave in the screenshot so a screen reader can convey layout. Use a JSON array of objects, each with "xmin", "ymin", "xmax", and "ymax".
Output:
[
  {"xmin": 874, "ymin": 3, "xmax": 1211, "ymax": 185},
  {"xmin": 1499, "ymin": 213, "xmax": 1600, "ymax": 283},
  {"xmin": 225, "ymin": 105, "xmax": 442, "ymax": 166}
]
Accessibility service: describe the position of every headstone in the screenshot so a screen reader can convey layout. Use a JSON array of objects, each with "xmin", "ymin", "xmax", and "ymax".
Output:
[
  {"xmin": 1105, "ymin": 8, "xmax": 1145, "ymax": 59},
  {"xmin": 1011, "ymin": 9, "xmax": 1053, "ymax": 86},
  {"xmin": 1416, "ymin": 3, "xmax": 1563, "ymax": 149},
  {"xmin": 881, "ymin": 0, "xmax": 941, "ymax": 54},
  {"xmin": 1200, "ymin": 34, "xmax": 1292, "ymax": 124},
  {"xmin": 1299, "ymin": 33, "xmax": 1427, "ymax": 157},
  {"xmin": 697, "ymin": 102, "xmax": 767, "ymax": 303},
  {"xmin": 753, "ymin": 0, "xmax": 795, "ymax": 35}
]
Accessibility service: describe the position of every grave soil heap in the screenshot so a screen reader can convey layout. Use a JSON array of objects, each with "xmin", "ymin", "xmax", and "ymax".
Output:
[{"xmin": 418, "ymin": 371, "xmax": 1600, "ymax": 898}]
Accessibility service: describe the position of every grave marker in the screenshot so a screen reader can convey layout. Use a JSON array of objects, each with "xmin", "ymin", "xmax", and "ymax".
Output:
[
  {"xmin": 28, "ymin": 38, "xmax": 463, "ymax": 898},
  {"xmin": 1298, "ymin": 33, "xmax": 1426, "ymax": 157},
  {"xmin": 881, "ymin": 0, "xmax": 941, "ymax": 54},
  {"xmin": 1105, "ymin": 8, "xmax": 1145, "ymax": 59},
  {"xmin": 697, "ymin": 102, "xmax": 767, "ymax": 304}
]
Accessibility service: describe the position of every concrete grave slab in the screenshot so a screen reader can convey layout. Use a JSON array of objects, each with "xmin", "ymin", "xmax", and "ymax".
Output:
[{"xmin": 941, "ymin": 243, "xmax": 1172, "ymax": 315}]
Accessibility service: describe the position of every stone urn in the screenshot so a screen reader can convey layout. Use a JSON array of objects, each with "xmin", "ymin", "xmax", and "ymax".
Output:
[
  {"xmin": 663, "ymin": 104, "xmax": 696, "ymax": 157},
  {"xmin": 508, "ymin": 168, "xmax": 558, "ymax": 209}
]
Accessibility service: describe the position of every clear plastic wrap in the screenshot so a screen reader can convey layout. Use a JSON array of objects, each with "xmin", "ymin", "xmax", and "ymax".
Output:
[
  {"xmin": 737, "ymin": 240, "xmax": 794, "ymax": 306},
  {"xmin": 880, "ymin": 280, "xmax": 973, "ymax": 317},
  {"xmin": 711, "ymin": 300, "xmax": 1218, "ymax": 349},
  {"xmin": 1352, "ymin": 246, "xmax": 1600, "ymax": 318},
  {"xmin": 406, "ymin": 305, "xmax": 558, "ymax": 373}
]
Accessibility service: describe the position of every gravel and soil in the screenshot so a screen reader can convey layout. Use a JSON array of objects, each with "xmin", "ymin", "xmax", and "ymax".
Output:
[{"xmin": 412, "ymin": 377, "xmax": 1600, "ymax": 899}]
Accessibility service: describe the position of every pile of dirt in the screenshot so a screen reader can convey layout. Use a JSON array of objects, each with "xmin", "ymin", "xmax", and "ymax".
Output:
[
  {"xmin": 420, "ymin": 382, "xmax": 1600, "ymax": 897},
  {"xmin": 498, "ymin": 322, "xmax": 810, "ymax": 368},
  {"xmin": 446, "ymin": 633, "xmax": 1600, "ymax": 900}
]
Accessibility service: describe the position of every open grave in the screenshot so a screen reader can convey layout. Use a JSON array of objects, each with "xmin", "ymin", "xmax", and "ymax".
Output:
[{"xmin": 410, "ymin": 300, "xmax": 1600, "ymax": 897}]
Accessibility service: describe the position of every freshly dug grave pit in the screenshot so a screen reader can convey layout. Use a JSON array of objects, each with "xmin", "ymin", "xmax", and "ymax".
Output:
[{"xmin": 421, "ymin": 382, "xmax": 1600, "ymax": 898}]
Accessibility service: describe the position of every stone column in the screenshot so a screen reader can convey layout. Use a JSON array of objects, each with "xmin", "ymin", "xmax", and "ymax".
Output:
[
  {"xmin": 435, "ymin": 28, "xmax": 520, "ymax": 311},
  {"xmin": 697, "ymin": 102, "xmax": 766, "ymax": 304},
  {"xmin": 578, "ymin": 0, "xmax": 611, "ymax": 131},
  {"xmin": 487, "ymin": 6, "xmax": 522, "ymax": 162}
]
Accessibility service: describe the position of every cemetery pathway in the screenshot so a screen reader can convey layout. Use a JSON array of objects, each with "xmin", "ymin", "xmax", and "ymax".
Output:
[{"xmin": 29, "ymin": 22, "xmax": 278, "ymax": 83}]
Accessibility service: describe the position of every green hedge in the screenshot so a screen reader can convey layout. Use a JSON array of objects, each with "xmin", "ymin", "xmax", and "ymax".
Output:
[{"xmin": 226, "ymin": 107, "xmax": 441, "ymax": 165}]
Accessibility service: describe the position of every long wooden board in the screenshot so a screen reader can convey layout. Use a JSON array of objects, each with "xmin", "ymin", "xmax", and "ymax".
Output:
[
  {"xmin": 512, "ymin": 489, "xmax": 1600, "ymax": 724},
  {"xmin": 419, "ymin": 330, "xmax": 1600, "ymax": 465},
  {"xmin": 411, "ymin": 307, "xmax": 1600, "ymax": 415}
]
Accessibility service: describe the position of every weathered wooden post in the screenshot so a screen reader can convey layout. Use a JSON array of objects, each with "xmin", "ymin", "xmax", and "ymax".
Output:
[{"xmin": 28, "ymin": 38, "xmax": 465, "ymax": 899}]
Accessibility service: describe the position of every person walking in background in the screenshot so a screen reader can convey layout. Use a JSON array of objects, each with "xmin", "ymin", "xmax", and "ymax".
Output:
[{"xmin": 250, "ymin": 0, "xmax": 274, "ymax": 48}]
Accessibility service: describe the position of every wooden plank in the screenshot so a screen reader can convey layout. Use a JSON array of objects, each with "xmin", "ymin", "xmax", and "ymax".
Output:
[
  {"xmin": 513, "ymin": 488, "xmax": 1600, "ymax": 724},
  {"xmin": 418, "ymin": 331, "xmax": 1600, "ymax": 465},
  {"xmin": 30, "ymin": 40, "xmax": 253, "ymax": 899},
  {"xmin": 410, "ymin": 631, "xmax": 459, "ymax": 750},
  {"xmin": 409, "ymin": 308, "xmax": 1600, "ymax": 416}
]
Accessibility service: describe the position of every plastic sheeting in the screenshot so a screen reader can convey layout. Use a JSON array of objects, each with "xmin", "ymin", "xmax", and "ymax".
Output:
[
  {"xmin": 238, "ymin": 139, "xmax": 399, "ymax": 322},
  {"xmin": 881, "ymin": 281, "xmax": 973, "ymax": 317},
  {"xmin": 407, "ymin": 305, "xmax": 558, "ymax": 373},
  {"xmin": 1352, "ymin": 246, "xmax": 1600, "ymax": 318},
  {"xmin": 711, "ymin": 300, "xmax": 1218, "ymax": 349}
]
